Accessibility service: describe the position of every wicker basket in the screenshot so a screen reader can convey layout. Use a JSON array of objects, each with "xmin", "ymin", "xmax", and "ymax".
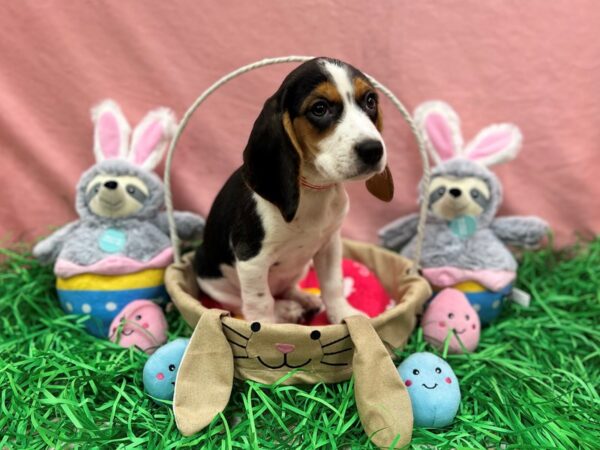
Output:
[{"xmin": 163, "ymin": 56, "xmax": 432, "ymax": 449}]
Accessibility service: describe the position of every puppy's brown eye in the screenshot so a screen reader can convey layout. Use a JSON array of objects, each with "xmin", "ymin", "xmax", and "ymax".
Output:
[
  {"xmin": 365, "ymin": 92, "xmax": 377, "ymax": 110},
  {"xmin": 310, "ymin": 100, "xmax": 328, "ymax": 117}
]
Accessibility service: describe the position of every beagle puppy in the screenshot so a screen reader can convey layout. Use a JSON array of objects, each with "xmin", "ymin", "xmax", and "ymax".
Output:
[{"xmin": 194, "ymin": 57, "xmax": 393, "ymax": 324}]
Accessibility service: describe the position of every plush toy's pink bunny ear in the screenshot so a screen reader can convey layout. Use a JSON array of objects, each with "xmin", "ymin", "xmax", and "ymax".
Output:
[
  {"xmin": 91, "ymin": 99, "xmax": 131, "ymax": 162},
  {"xmin": 464, "ymin": 123, "xmax": 522, "ymax": 167},
  {"xmin": 414, "ymin": 101, "xmax": 464, "ymax": 165},
  {"xmin": 129, "ymin": 108, "xmax": 177, "ymax": 171}
]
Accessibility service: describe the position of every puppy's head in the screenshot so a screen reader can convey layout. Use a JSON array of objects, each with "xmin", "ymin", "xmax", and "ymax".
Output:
[{"xmin": 242, "ymin": 57, "xmax": 393, "ymax": 222}]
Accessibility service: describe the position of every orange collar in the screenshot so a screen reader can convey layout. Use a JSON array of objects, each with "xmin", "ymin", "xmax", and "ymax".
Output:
[{"xmin": 300, "ymin": 176, "xmax": 335, "ymax": 191}]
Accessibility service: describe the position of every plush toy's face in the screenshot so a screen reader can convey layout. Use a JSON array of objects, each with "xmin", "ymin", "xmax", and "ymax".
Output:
[
  {"xmin": 428, "ymin": 175, "xmax": 490, "ymax": 220},
  {"xmin": 422, "ymin": 288, "xmax": 480, "ymax": 353},
  {"xmin": 143, "ymin": 338, "xmax": 189, "ymax": 401},
  {"xmin": 85, "ymin": 174, "xmax": 149, "ymax": 218},
  {"xmin": 109, "ymin": 300, "xmax": 168, "ymax": 354},
  {"xmin": 397, "ymin": 352, "xmax": 461, "ymax": 428}
]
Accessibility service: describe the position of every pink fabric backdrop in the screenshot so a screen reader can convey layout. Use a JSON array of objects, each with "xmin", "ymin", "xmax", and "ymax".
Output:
[{"xmin": 2, "ymin": 1, "xmax": 599, "ymax": 247}]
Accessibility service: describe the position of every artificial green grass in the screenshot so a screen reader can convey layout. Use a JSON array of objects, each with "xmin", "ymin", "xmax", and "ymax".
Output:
[{"xmin": 1, "ymin": 239, "xmax": 599, "ymax": 449}]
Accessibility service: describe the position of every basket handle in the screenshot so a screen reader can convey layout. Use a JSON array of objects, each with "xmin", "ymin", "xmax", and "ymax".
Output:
[{"xmin": 163, "ymin": 56, "xmax": 430, "ymax": 274}]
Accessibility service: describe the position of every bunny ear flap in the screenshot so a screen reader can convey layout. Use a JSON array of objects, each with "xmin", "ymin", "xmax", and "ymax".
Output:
[
  {"xmin": 413, "ymin": 101, "xmax": 464, "ymax": 165},
  {"xmin": 129, "ymin": 107, "xmax": 177, "ymax": 171},
  {"xmin": 344, "ymin": 315, "xmax": 413, "ymax": 448},
  {"xmin": 91, "ymin": 99, "xmax": 131, "ymax": 162},
  {"xmin": 174, "ymin": 309, "xmax": 233, "ymax": 436},
  {"xmin": 464, "ymin": 123, "xmax": 522, "ymax": 167}
]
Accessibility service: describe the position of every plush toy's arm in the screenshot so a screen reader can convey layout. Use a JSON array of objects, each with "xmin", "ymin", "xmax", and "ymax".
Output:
[
  {"xmin": 32, "ymin": 221, "xmax": 79, "ymax": 265},
  {"xmin": 378, "ymin": 213, "xmax": 420, "ymax": 252},
  {"xmin": 155, "ymin": 211, "xmax": 205, "ymax": 241},
  {"xmin": 491, "ymin": 216, "xmax": 549, "ymax": 248}
]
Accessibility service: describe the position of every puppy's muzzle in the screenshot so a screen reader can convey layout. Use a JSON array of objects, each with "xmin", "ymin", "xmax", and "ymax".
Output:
[{"xmin": 355, "ymin": 140, "xmax": 384, "ymax": 166}]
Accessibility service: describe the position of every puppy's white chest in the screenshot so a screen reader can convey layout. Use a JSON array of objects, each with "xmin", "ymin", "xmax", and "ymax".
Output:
[
  {"xmin": 261, "ymin": 187, "xmax": 347, "ymax": 246},
  {"xmin": 256, "ymin": 187, "xmax": 348, "ymax": 287}
]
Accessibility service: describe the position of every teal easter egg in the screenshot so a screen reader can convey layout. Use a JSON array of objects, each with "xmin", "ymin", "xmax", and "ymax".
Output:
[{"xmin": 398, "ymin": 352, "xmax": 461, "ymax": 428}]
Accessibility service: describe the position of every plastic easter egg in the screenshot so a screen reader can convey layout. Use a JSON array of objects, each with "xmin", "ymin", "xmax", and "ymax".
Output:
[
  {"xmin": 398, "ymin": 352, "xmax": 461, "ymax": 428},
  {"xmin": 143, "ymin": 338, "xmax": 189, "ymax": 402},
  {"xmin": 422, "ymin": 288, "xmax": 480, "ymax": 353},
  {"xmin": 109, "ymin": 299, "xmax": 168, "ymax": 354}
]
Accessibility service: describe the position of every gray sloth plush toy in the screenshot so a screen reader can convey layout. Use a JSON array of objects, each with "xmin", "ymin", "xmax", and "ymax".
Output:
[
  {"xmin": 379, "ymin": 101, "xmax": 548, "ymax": 324},
  {"xmin": 33, "ymin": 100, "xmax": 204, "ymax": 344}
]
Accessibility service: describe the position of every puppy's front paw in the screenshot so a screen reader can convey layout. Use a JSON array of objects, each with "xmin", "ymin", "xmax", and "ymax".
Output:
[
  {"xmin": 326, "ymin": 302, "xmax": 367, "ymax": 324},
  {"xmin": 283, "ymin": 287, "xmax": 323, "ymax": 313},
  {"xmin": 274, "ymin": 300, "xmax": 306, "ymax": 324}
]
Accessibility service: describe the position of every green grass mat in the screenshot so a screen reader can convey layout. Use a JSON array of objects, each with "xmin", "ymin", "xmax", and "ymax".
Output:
[{"xmin": 1, "ymin": 239, "xmax": 599, "ymax": 449}]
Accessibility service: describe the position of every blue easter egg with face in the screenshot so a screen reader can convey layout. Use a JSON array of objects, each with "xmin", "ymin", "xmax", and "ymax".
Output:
[
  {"xmin": 143, "ymin": 338, "xmax": 189, "ymax": 402},
  {"xmin": 398, "ymin": 352, "xmax": 461, "ymax": 428}
]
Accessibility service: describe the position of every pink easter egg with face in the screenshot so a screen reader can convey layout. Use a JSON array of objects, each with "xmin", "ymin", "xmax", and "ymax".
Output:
[
  {"xmin": 422, "ymin": 288, "xmax": 480, "ymax": 353},
  {"xmin": 109, "ymin": 300, "xmax": 168, "ymax": 354}
]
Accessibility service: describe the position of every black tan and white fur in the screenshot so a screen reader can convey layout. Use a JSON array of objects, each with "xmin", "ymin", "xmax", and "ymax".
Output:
[{"xmin": 194, "ymin": 57, "xmax": 394, "ymax": 324}]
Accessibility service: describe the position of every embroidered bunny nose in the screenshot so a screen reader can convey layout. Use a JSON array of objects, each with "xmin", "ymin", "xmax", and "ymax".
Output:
[
  {"xmin": 449, "ymin": 188, "xmax": 462, "ymax": 198},
  {"xmin": 275, "ymin": 343, "xmax": 295, "ymax": 354}
]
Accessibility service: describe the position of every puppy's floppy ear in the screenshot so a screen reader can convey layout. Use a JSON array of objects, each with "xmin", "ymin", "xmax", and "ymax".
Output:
[
  {"xmin": 173, "ymin": 309, "xmax": 233, "ymax": 436},
  {"xmin": 366, "ymin": 166, "xmax": 394, "ymax": 202},
  {"xmin": 344, "ymin": 315, "xmax": 413, "ymax": 448},
  {"xmin": 242, "ymin": 91, "xmax": 301, "ymax": 222},
  {"xmin": 366, "ymin": 103, "xmax": 394, "ymax": 202}
]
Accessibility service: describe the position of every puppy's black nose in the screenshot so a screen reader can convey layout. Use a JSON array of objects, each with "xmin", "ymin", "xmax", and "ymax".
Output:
[
  {"xmin": 104, "ymin": 181, "xmax": 118, "ymax": 190},
  {"xmin": 449, "ymin": 188, "xmax": 462, "ymax": 198},
  {"xmin": 355, "ymin": 140, "xmax": 383, "ymax": 166}
]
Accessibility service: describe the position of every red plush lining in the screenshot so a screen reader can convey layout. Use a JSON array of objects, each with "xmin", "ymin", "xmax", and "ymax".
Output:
[{"xmin": 196, "ymin": 259, "xmax": 392, "ymax": 325}]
